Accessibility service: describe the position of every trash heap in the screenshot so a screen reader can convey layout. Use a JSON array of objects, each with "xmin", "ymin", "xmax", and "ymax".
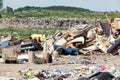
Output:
[
  {"xmin": 50, "ymin": 18, "xmax": 120, "ymax": 57},
  {"xmin": 0, "ymin": 18, "xmax": 120, "ymax": 80},
  {"xmin": 0, "ymin": 18, "xmax": 120, "ymax": 64}
]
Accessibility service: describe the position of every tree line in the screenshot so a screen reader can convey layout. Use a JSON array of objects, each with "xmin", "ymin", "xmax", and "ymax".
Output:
[{"xmin": 0, "ymin": 6, "xmax": 120, "ymax": 19}]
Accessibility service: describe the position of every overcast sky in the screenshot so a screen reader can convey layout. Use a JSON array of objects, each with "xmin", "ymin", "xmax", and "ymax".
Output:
[{"xmin": 3, "ymin": 0, "xmax": 120, "ymax": 11}]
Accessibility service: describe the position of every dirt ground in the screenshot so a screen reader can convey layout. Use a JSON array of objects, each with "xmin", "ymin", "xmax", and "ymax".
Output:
[{"xmin": 0, "ymin": 54, "xmax": 120, "ymax": 80}]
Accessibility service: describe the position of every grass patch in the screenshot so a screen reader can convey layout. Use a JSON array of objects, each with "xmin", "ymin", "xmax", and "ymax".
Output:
[{"xmin": 0, "ymin": 27, "xmax": 68, "ymax": 38}]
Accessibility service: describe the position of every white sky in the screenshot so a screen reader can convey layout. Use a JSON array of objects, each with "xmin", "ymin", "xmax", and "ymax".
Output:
[{"xmin": 3, "ymin": 0, "xmax": 120, "ymax": 11}]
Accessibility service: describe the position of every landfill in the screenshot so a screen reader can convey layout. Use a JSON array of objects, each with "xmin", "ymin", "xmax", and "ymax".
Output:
[{"xmin": 0, "ymin": 18, "xmax": 120, "ymax": 80}]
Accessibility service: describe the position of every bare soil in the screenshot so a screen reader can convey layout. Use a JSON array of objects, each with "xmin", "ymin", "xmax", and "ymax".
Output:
[{"xmin": 0, "ymin": 54, "xmax": 120, "ymax": 80}]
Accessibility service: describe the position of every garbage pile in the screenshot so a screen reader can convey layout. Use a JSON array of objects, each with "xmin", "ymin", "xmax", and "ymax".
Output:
[
  {"xmin": 50, "ymin": 18, "xmax": 120, "ymax": 57},
  {"xmin": 0, "ymin": 18, "xmax": 120, "ymax": 80},
  {"xmin": 0, "ymin": 18, "xmax": 120, "ymax": 64},
  {"xmin": 0, "ymin": 33, "xmax": 52, "ymax": 64}
]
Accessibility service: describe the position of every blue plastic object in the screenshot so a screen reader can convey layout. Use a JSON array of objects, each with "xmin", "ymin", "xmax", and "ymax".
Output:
[
  {"xmin": 54, "ymin": 70, "xmax": 62, "ymax": 74},
  {"xmin": 1, "ymin": 42, "xmax": 10, "ymax": 47},
  {"xmin": 21, "ymin": 46, "xmax": 36, "ymax": 51},
  {"xmin": 20, "ymin": 42, "xmax": 36, "ymax": 51},
  {"xmin": 43, "ymin": 71, "xmax": 49, "ymax": 76},
  {"xmin": 20, "ymin": 42, "xmax": 34, "ymax": 47},
  {"xmin": 107, "ymin": 38, "xmax": 120, "ymax": 53},
  {"xmin": 53, "ymin": 44, "xmax": 79, "ymax": 55}
]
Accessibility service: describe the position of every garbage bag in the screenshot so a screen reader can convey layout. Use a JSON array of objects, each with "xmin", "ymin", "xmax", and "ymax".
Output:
[
  {"xmin": 89, "ymin": 72, "xmax": 114, "ymax": 80},
  {"xmin": 78, "ymin": 77, "xmax": 89, "ymax": 80},
  {"xmin": 99, "ymin": 21, "xmax": 111, "ymax": 37}
]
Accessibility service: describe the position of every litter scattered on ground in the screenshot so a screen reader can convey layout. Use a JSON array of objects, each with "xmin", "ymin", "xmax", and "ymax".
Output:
[{"xmin": 0, "ymin": 17, "xmax": 120, "ymax": 79}]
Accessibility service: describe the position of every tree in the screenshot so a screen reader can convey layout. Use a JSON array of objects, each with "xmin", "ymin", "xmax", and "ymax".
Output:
[
  {"xmin": 7, "ymin": 6, "xmax": 14, "ymax": 16},
  {"xmin": 7, "ymin": 6, "xmax": 13, "ymax": 12}
]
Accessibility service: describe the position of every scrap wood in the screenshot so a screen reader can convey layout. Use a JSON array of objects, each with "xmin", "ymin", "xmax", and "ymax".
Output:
[
  {"xmin": 67, "ymin": 29, "xmax": 85, "ymax": 37},
  {"xmin": 82, "ymin": 45, "xmax": 98, "ymax": 51},
  {"xmin": 20, "ymin": 37, "xmax": 32, "ymax": 42},
  {"xmin": 54, "ymin": 38, "xmax": 67, "ymax": 47},
  {"xmin": 9, "ymin": 37, "xmax": 32, "ymax": 45},
  {"xmin": 0, "ymin": 35, "xmax": 12, "ymax": 42},
  {"xmin": 67, "ymin": 36, "xmax": 85, "ymax": 44},
  {"xmin": 95, "ymin": 36, "xmax": 111, "ymax": 53},
  {"xmin": 78, "ymin": 49, "xmax": 93, "ymax": 55}
]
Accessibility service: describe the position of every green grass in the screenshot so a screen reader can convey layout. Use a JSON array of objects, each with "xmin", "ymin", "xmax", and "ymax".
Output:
[
  {"xmin": 1, "ymin": 6, "xmax": 120, "ymax": 19},
  {"xmin": 0, "ymin": 27, "xmax": 68, "ymax": 38}
]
